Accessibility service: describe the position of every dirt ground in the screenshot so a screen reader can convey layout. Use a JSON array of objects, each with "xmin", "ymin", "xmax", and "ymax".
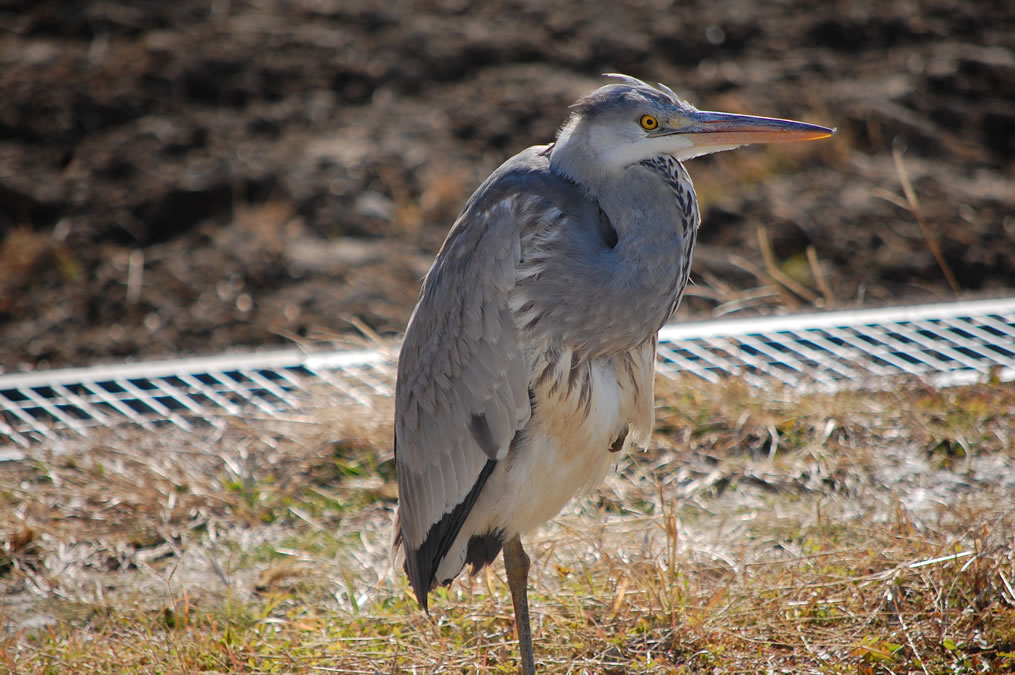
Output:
[{"xmin": 1, "ymin": 0, "xmax": 1013, "ymax": 371}]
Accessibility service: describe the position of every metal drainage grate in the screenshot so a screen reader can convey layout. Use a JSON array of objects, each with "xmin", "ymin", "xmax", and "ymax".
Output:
[
  {"xmin": 0, "ymin": 349, "xmax": 395, "ymax": 449},
  {"xmin": 655, "ymin": 296, "xmax": 1015, "ymax": 390},
  {"xmin": 2, "ymin": 297, "xmax": 1013, "ymax": 449}
]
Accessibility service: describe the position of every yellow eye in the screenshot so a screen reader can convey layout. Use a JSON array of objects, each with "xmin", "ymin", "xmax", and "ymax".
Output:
[{"xmin": 640, "ymin": 115, "xmax": 659, "ymax": 130}]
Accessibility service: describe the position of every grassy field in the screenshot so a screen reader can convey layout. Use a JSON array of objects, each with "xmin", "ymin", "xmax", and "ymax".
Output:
[{"xmin": 2, "ymin": 370, "xmax": 1014, "ymax": 673}]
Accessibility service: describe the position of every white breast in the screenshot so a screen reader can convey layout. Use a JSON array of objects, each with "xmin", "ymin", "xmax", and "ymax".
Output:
[{"xmin": 488, "ymin": 342, "xmax": 655, "ymax": 535}]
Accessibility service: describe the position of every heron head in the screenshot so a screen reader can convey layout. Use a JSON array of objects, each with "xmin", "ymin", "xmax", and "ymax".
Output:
[{"xmin": 550, "ymin": 74, "xmax": 833, "ymax": 183}]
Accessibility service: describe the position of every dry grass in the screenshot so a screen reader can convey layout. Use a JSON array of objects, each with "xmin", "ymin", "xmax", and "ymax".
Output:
[{"xmin": 2, "ymin": 373, "xmax": 1014, "ymax": 673}]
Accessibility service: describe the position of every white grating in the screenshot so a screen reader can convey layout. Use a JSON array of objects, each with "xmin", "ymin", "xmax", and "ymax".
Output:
[
  {"xmin": 0, "ymin": 349, "xmax": 394, "ymax": 450},
  {"xmin": 2, "ymin": 297, "xmax": 1013, "ymax": 449},
  {"xmin": 655, "ymin": 296, "xmax": 1015, "ymax": 390}
]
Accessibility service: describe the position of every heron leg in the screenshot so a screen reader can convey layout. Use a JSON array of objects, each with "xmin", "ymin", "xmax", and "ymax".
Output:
[{"xmin": 503, "ymin": 535, "xmax": 536, "ymax": 675}]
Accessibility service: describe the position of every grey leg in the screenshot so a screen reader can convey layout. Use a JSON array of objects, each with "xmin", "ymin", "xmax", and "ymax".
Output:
[{"xmin": 503, "ymin": 535, "xmax": 536, "ymax": 675}]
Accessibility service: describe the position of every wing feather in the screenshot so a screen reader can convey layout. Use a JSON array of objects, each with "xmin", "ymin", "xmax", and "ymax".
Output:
[
  {"xmin": 393, "ymin": 146, "xmax": 605, "ymax": 604},
  {"xmin": 394, "ymin": 194, "xmax": 534, "ymax": 601}
]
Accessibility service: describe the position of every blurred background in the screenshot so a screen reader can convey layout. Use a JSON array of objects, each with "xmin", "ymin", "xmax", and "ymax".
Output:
[{"xmin": 1, "ymin": 0, "xmax": 1012, "ymax": 371}]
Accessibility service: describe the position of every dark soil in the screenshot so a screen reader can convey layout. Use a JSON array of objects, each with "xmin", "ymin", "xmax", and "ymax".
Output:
[{"xmin": 1, "ymin": 0, "xmax": 1013, "ymax": 371}]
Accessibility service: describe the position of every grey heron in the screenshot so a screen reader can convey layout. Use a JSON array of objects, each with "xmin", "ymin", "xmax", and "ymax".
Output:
[{"xmin": 393, "ymin": 74, "xmax": 832, "ymax": 673}]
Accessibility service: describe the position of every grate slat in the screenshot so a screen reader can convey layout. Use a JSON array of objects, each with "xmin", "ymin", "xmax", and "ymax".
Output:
[
  {"xmin": 79, "ymin": 381, "xmax": 159, "ymax": 431},
  {"xmin": 2, "ymin": 297, "xmax": 1013, "ymax": 447},
  {"xmin": 176, "ymin": 373, "xmax": 243, "ymax": 415}
]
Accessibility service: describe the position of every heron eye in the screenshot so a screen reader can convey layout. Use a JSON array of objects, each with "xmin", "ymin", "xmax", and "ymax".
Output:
[{"xmin": 640, "ymin": 115, "xmax": 659, "ymax": 130}]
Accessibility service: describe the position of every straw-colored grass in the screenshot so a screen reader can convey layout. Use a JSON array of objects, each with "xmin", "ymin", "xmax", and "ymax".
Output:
[{"xmin": 2, "ymin": 373, "xmax": 1014, "ymax": 673}]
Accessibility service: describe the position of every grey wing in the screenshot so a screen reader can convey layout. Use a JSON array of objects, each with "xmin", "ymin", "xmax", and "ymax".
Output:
[{"xmin": 394, "ymin": 196, "xmax": 532, "ymax": 605}]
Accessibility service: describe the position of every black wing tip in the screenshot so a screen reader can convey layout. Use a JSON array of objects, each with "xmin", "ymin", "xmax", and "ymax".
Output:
[
  {"xmin": 416, "ymin": 585, "xmax": 430, "ymax": 614},
  {"xmin": 403, "ymin": 545, "xmax": 434, "ymax": 614},
  {"xmin": 401, "ymin": 554, "xmax": 430, "ymax": 613},
  {"xmin": 403, "ymin": 459, "xmax": 499, "ymax": 609}
]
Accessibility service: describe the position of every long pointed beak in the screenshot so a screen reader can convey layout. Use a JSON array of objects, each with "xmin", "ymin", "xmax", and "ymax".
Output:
[{"xmin": 674, "ymin": 110, "xmax": 834, "ymax": 150}]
